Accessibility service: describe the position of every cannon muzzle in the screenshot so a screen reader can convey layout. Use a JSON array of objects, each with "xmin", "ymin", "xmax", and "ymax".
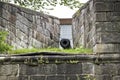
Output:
[{"xmin": 60, "ymin": 39, "xmax": 71, "ymax": 49}]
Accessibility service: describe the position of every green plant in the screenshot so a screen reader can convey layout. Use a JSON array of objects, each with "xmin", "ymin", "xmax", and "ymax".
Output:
[
  {"xmin": 84, "ymin": 75, "xmax": 96, "ymax": 80},
  {"xmin": 9, "ymin": 47, "xmax": 92, "ymax": 54},
  {"xmin": 0, "ymin": 31, "xmax": 12, "ymax": 53}
]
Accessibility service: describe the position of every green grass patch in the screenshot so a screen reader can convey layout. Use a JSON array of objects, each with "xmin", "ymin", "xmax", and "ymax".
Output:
[{"xmin": 9, "ymin": 47, "xmax": 93, "ymax": 54}]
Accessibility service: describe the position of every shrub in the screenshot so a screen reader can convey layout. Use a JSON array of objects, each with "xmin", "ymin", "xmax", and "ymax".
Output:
[{"xmin": 0, "ymin": 31, "xmax": 12, "ymax": 53}]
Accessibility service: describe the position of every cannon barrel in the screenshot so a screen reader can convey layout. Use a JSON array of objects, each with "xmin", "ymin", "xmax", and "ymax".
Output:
[{"xmin": 60, "ymin": 39, "xmax": 71, "ymax": 49}]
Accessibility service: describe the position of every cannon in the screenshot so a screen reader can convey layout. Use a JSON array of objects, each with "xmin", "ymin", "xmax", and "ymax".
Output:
[{"xmin": 60, "ymin": 39, "xmax": 71, "ymax": 49}]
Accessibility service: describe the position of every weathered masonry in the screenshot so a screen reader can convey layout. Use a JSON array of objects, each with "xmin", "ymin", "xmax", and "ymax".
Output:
[
  {"xmin": 0, "ymin": 1, "xmax": 60, "ymax": 49},
  {"xmin": 0, "ymin": 0, "xmax": 120, "ymax": 80},
  {"xmin": 0, "ymin": 53, "xmax": 120, "ymax": 80},
  {"xmin": 73, "ymin": 0, "xmax": 120, "ymax": 53}
]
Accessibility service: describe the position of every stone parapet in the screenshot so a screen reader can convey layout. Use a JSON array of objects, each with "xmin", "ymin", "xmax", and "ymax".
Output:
[
  {"xmin": 0, "ymin": 53, "xmax": 120, "ymax": 80},
  {"xmin": 0, "ymin": 1, "xmax": 60, "ymax": 49}
]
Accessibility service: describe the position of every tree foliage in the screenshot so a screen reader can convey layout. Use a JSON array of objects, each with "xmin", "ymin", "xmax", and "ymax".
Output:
[{"xmin": 0, "ymin": 0, "xmax": 82, "ymax": 11}]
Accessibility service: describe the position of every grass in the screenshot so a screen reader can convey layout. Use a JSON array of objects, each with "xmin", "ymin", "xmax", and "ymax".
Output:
[{"xmin": 9, "ymin": 47, "xmax": 93, "ymax": 54}]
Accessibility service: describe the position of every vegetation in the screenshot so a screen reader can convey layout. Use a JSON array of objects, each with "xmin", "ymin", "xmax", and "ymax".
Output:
[
  {"xmin": 84, "ymin": 75, "xmax": 96, "ymax": 80},
  {"xmin": 0, "ymin": 31, "xmax": 92, "ymax": 54},
  {"xmin": 9, "ymin": 47, "xmax": 92, "ymax": 54},
  {"xmin": 0, "ymin": 31, "xmax": 12, "ymax": 53},
  {"xmin": 0, "ymin": 0, "xmax": 83, "ymax": 11}
]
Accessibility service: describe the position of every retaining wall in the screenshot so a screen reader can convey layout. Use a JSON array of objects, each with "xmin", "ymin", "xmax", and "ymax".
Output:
[
  {"xmin": 0, "ymin": 1, "xmax": 60, "ymax": 49},
  {"xmin": 0, "ymin": 53, "xmax": 120, "ymax": 80}
]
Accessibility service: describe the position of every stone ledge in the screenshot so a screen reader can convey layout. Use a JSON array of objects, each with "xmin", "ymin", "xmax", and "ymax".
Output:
[{"xmin": 0, "ymin": 52, "xmax": 120, "ymax": 64}]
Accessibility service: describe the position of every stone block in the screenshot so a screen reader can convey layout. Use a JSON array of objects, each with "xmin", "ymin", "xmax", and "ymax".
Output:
[
  {"xmin": 36, "ymin": 26, "xmax": 43, "ymax": 33},
  {"xmin": 8, "ymin": 76, "xmax": 18, "ymax": 80},
  {"xmin": 16, "ymin": 29, "xmax": 28, "ymax": 43},
  {"xmin": 89, "ymin": 0, "xmax": 94, "ymax": 11},
  {"xmin": 0, "ymin": 10, "xmax": 2, "ymax": 17},
  {"xmin": 24, "ymin": 13, "xmax": 33, "ymax": 22},
  {"xmin": 44, "ymin": 29, "xmax": 50, "ymax": 37},
  {"xmin": 23, "ymin": 64, "xmax": 57, "ymax": 75},
  {"xmin": 95, "ymin": 75, "xmax": 112, "ymax": 80},
  {"xmin": 96, "ymin": 32, "xmax": 120, "ymax": 43},
  {"xmin": 46, "ymin": 75, "xmax": 65, "ymax": 80},
  {"xmin": 113, "ymin": 76, "xmax": 120, "ymax": 80},
  {"xmin": 26, "ymin": 66, "xmax": 39, "ymax": 75},
  {"xmin": 15, "ymin": 38, "xmax": 21, "ymax": 47},
  {"xmin": 36, "ymin": 18, "xmax": 41, "ymax": 25},
  {"xmin": 94, "ymin": 63, "xmax": 117, "ymax": 75},
  {"xmin": 86, "ymin": 27, "xmax": 96, "ymax": 43},
  {"xmin": 30, "ymin": 76, "xmax": 45, "ymax": 80},
  {"xmin": 0, "ymin": 5, "xmax": 3, "ymax": 16},
  {"xmin": 66, "ymin": 63, "xmax": 82, "ymax": 74},
  {"xmin": 2, "ymin": 9, "xmax": 10, "ymax": 20},
  {"xmin": 115, "ymin": 2, "xmax": 120, "ymax": 12},
  {"xmin": 1, "ymin": 18, "xmax": 8, "ymax": 27},
  {"xmin": 95, "ymin": 12, "xmax": 106, "ymax": 22},
  {"xmin": 95, "ymin": 22, "xmax": 120, "ymax": 32},
  {"xmin": 32, "ymin": 38, "xmax": 42, "ymax": 48},
  {"xmin": 93, "ymin": 44, "xmax": 120, "ymax": 53},
  {"xmin": 106, "ymin": 12, "xmax": 120, "ymax": 21},
  {"xmin": 9, "ymin": 14, "xmax": 16, "ymax": 24},
  {"xmin": 44, "ymin": 64, "xmax": 57, "ymax": 75},
  {"xmin": 16, "ymin": 20, "xmax": 28, "ymax": 35},
  {"xmin": 94, "ymin": 2, "xmax": 114, "ymax": 11},
  {"xmin": 8, "ymin": 31, "xmax": 16, "ymax": 42},
  {"xmin": 19, "ymin": 64, "xmax": 27, "ymax": 75},
  {"xmin": 0, "ymin": 64, "xmax": 18, "ymax": 76},
  {"xmin": 82, "ymin": 63, "xmax": 94, "ymax": 74},
  {"xmin": 86, "ymin": 38, "xmax": 96, "ymax": 48},
  {"xmin": 18, "ymin": 76, "xmax": 28, "ymax": 80},
  {"xmin": 36, "ymin": 32, "xmax": 44, "ymax": 41},
  {"xmin": 57, "ymin": 64, "xmax": 66, "ymax": 74},
  {"xmin": 16, "ymin": 13, "xmax": 32, "ymax": 27},
  {"xmin": 116, "ymin": 64, "xmax": 120, "ymax": 75},
  {"xmin": 7, "ymin": 23, "xmax": 16, "ymax": 34},
  {"xmin": 0, "ymin": 76, "xmax": 8, "ymax": 80}
]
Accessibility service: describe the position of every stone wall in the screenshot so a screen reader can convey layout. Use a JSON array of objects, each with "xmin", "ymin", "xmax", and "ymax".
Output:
[
  {"xmin": 0, "ymin": 2, "xmax": 60, "ymax": 49},
  {"xmin": 72, "ymin": 0, "xmax": 95, "ymax": 49},
  {"xmin": 73, "ymin": 0, "xmax": 120, "ymax": 53},
  {"xmin": 0, "ymin": 53, "xmax": 120, "ymax": 80}
]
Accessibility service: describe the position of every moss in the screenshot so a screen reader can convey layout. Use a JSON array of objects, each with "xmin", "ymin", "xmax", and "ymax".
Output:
[
  {"xmin": 9, "ymin": 47, "xmax": 92, "ymax": 54},
  {"xmin": 84, "ymin": 75, "xmax": 96, "ymax": 80},
  {"xmin": 67, "ymin": 60, "xmax": 79, "ymax": 64},
  {"xmin": 24, "ymin": 58, "xmax": 38, "ymax": 66}
]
